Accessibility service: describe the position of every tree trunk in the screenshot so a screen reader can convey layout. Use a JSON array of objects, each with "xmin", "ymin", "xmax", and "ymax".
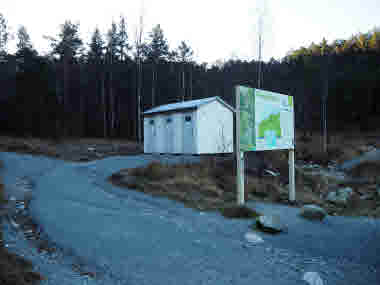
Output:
[
  {"xmin": 63, "ymin": 50, "xmax": 69, "ymax": 137},
  {"xmin": 152, "ymin": 63, "xmax": 156, "ymax": 107},
  {"xmin": 109, "ymin": 59, "xmax": 115, "ymax": 138},
  {"xmin": 182, "ymin": 63, "xmax": 185, "ymax": 101},
  {"xmin": 79, "ymin": 65, "xmax": 85, "ymax": 137},
  {"xmin": 189, "ymin": 65, "xmax": 193, "ymax": 100},
  {"xmin": 101, "ymin": 66, "xmax": 107, "ymax": 138},
  {"xmin": 137, "ymin": 60, "xmax": 142, "ymax": 143}
]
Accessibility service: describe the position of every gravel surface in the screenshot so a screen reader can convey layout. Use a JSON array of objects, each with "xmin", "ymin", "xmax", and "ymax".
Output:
[{"xmin": 1, "ymin": 151, "xmax": 379, "ymax": 285}]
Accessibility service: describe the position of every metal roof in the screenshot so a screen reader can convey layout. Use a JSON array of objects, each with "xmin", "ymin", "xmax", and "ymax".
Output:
[{"xmin": 143, "ymin": 96, "xmax": 235, "ymax": 115}]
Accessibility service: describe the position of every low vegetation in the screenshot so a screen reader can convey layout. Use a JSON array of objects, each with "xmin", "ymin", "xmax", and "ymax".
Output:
[
  {"xmin": 0, "ymin": 161, "xmax": 44, "ymax": 285},
  {"xmin": 0, "ymin": 136, "xmax": 142, "ymax": 161},
  {"xmin": 110, "ymin": 131, "xmax": 380, "ymax": 218}
]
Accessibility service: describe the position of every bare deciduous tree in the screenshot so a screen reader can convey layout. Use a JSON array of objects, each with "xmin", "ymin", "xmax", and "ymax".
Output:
[{"xmin": 135, "ymin": 0, "xmax": 145, "ymax": 143}]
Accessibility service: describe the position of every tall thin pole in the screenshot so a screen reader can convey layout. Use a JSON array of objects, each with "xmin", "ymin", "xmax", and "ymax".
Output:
[
  {"xmin": 258, "ymin": 32, "xmax": 262, "ymax": 89},
  {"xmin": 136, "ymin": 2, "xmax": 144, "ymax": 144},
  {"xmin": 322, "ymin": 55, "xmax": 329, "ymax": 153},
  {"xmin": 137, "ymin": 58, "xmax": 142, "ymax": 143},
  {"xmin": 182, "ymin": 63, "xmax": 185, "ymax": 101},
  {"xmin": 289, "ymin": 148, "xmax": 295, "ymax": 202},
  {"xmin": 257, "ymin": 14, "xmax": 263, "ymax": 89},
  {"xmin": 235, "ymin": 87, "xmax": 245, "ymax": 205}
]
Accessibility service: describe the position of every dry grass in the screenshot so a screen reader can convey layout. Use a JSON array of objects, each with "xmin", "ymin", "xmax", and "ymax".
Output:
[
  {"xmin": 295, "ymin": 130, "xmax": 380, "ymax": 165},
  {"xmin": 347, "ymin": 161, "xmax": 380, "ymax": 183},
  {"xmin": 0, "ymin": 160, "xmax": 45, "ymax": 285},
  {"xmin": 110, "ymin": 130, "xmax": 380, "ymax": 218},
  {"xmin": 0, "ymin": 136, "xmax": 142, "ymax": 161},
  {"xmin": 110, "ymin": 156, "xmax": 320, "ymax": 214}
]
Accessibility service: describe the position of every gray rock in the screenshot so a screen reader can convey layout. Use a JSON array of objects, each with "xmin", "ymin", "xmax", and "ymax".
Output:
[
  {"xmin": 299, "ymin": 204, "xmax": 327, "ymax": 220},
  {"xmin": 326, "ymin": 187, "xmax": 353, "ymax": 205},
  {"xmin": 303, "ymin": 271, "xmax": 324, "ymax": 285},
  {"xmin": 338, "ymin": 148, "xmax": 380, "ymax": 171},
  {"xmin": 359, "ymin": 194, "xmax": 373, "ymax": 200},
  {"xmin": 244, "ymin": 232, "xmax": 264, "ymax": 244},
  {"xmin": 256, "ymin": 215, "xmax": 286, "ymax": 233}
]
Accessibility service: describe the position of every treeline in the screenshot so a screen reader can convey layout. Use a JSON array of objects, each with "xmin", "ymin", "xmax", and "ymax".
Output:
[{"xmin": 0, "ymin": 13, "xmax": 380, "ymax": 141}]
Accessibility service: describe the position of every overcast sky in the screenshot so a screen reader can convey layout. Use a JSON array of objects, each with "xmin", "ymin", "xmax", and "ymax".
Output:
[{"xmin": 2, "ymin": 0, "xmax": 380, "ymax": 63}]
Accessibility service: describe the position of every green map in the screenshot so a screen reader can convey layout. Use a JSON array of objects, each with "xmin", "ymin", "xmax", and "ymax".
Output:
[
  {"xmin": 239, "ymin": 86, "xmax": 255, "ymax": 151},
  {"xmin": 258, "ymin": 113, "xmax": 281, "ymax": 138},
  {"xmin": 237, "ymin": 86, "xmax": 294, "ymax": 151}
]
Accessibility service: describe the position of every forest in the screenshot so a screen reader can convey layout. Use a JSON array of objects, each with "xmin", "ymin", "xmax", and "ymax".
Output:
[{"xmin": 0, "ymin": 13, "xmax": 380, "ymax": 141}]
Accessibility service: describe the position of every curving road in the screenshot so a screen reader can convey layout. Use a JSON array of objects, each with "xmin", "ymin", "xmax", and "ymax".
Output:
[{"xmin": 1, "ymin": 151, "xmax": 379, "ymax": 285}]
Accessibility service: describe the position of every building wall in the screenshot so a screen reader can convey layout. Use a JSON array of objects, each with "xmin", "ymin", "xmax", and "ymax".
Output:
[
  {"xmin": 172, "ymin": 113, "xmax": 183, "ymax": 153},
  {"xmin": 144, "ymin": 99, "xmax": 233, "ymax": 154},
  {"xmin": 143, "ymin": 117, "xmax": 150, "ymax": 152},
  {"xmin": 196, "ymin": 101, "xmax": 234, "ymax": 154},
  {"xmin": 154, "ymin": 114, "xmax": 166, "ymax": 153},
  {"xmin": 182, "ymin": 110, "xmax": 197, "ymax": 154}
]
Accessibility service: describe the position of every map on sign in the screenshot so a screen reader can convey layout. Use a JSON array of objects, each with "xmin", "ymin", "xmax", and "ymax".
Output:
[{"xmin": 238, "ymin": 86, "xmax": 294, "ymax": 151}]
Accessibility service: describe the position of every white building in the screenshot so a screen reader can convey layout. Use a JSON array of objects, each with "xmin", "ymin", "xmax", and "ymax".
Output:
[{"xmin": 143, "ymin": 97, "xmax": 234, "ymax": 154}]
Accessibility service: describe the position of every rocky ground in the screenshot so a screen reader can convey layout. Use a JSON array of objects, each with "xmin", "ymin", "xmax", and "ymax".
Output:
[{"xmin": 0, "ymin": 161, "xmax": 45, "ymax": 285}]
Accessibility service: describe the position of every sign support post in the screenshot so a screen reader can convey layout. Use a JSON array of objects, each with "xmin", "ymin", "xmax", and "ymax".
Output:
[
  {"xmin": 236, "ymin": 87, "xmax": 245, "ymax": 205},
  {"xmin": 289, "ymin": 148, "xmax": 295, "ymax": 202}
]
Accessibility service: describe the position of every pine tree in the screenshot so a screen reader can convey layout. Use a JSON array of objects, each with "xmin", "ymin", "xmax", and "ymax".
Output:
[
  {"xmin": 143, "ymin": 24, "xmax": 170, "ymax": 106},
  {"xmin": 45, "ymin": 20, "xmax": 84, "ymax": 60},
  {"xmin": 106, "ymin": 21, "xmax": 118, "ymax": 61},
  {"xmin": 16, "ymin": 25, "xmax": 33, "ymax": 51},
  {"xmin": 87, "ymin": 27, "xmax": 105, "ymax": 63},
  {"xmin": 175, "ymin": 41, "xmax": 194, "ymax": 101},
  {"xmin": 0, "ymin": 13, "xmax": 9, "ymax": 55},
  {"xmin": 143, "ymin": 24, "xmax": 169, "ymax": 63},
  {"xmin": 117, "ymin": 15, "xmax": 130, "ymax": 61},
  {"xmin": 368, "ymin": 28, "xmax": 380, "ymax": 52}
]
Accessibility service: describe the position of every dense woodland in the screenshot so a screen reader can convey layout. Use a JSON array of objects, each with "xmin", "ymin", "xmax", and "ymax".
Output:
[{"xmin": 0, "ymin": 13, "xmax": 380, "ymax": 141}]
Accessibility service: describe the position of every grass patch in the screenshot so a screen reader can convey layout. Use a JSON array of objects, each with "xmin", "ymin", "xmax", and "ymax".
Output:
[{"xmin": 110, "ymin": 157, "xmax": 284, "ymax": 214}]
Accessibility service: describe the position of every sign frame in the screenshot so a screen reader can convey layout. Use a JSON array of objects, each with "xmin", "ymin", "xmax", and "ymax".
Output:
[{"xmin": 235, "ymin": 86, "xmax": 295, "ymax": 205}]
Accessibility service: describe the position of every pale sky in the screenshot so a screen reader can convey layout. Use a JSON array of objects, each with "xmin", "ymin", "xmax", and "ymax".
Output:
[{"xmin": 2, "ymin": 0, "xmax": 380, "ymax": 63}]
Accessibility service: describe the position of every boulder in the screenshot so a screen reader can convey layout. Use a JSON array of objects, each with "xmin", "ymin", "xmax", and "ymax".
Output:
[
  {"xmin": 303, "ymin": 272, "xmax": 324, "ymax": 285},
  {"xmin": 299, "ymin": 204, "xmax": 327, "ymax": 220},
  {"xmin": 244, "ymin": 232, "xmax": 264, "ymax": 244},
  {"xmin": 326, "ymin": 187, "xmax": 353, "ymax": 205},
  {"xmin": 338, "ymin": 149, "xmax": 380, "ymax": 171},
  {"xmin": 256, "ymin": 215, "xmax": 286, "ymax": 234}
]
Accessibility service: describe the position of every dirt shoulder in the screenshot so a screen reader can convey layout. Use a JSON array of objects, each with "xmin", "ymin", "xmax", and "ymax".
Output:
[
  {"xmin": 0, "ymin": 160, "xmax": 44, "ymax": 285},
  {"xmin": 0, "ymin": 136, "xmax": 143, "ymax": 162}
]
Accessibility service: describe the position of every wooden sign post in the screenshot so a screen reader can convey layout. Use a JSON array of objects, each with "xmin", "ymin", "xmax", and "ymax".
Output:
[
  {"xmin": 289, "ymin": 148, "xmax": 295, "ymax": 202},
  {"xmin": 235, "ymin": 87, "xmax": 245, "ymax": 205},
  {"xmin": 235, "ymin": 86, "xmax": 296, "ymax": 206}
]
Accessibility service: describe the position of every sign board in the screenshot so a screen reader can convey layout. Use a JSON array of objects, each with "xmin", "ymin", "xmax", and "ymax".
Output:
[
  {"xmin": 237, "ymin": 86, "xmax": 294, "ymax": 151},
  {"xmin": 235, "ymin": 86, "xmax": 296, "ymax": 205}
]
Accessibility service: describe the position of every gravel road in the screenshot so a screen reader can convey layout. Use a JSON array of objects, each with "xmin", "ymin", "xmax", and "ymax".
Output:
[{"xmin": 1, "ymin": 151, "xmax": 379, "ymax": 285}]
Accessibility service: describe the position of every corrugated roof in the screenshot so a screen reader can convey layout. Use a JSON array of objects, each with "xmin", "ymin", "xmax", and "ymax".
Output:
[{"xmin": 143, "ymin": 96, "xmax": 234, "ymax": 115}]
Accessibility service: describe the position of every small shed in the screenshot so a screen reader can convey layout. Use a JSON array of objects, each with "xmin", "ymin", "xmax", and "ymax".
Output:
[{"xmin": 143, "ymin": 97, "xmax": 234, "ymax": 154}]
